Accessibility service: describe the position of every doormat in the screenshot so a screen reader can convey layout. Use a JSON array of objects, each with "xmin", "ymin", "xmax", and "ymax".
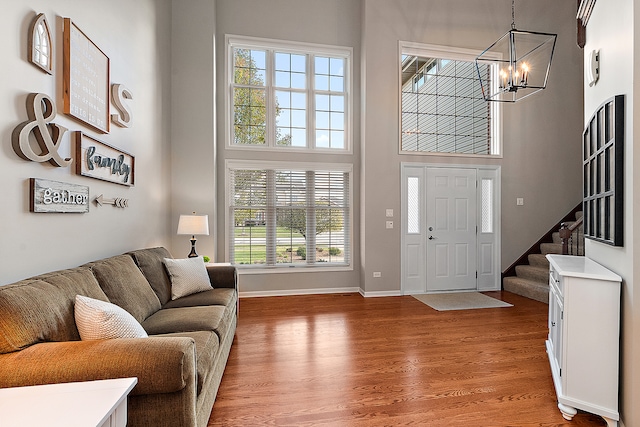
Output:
[{"xmin": 412, "ymin": 292, "xmax": 513, "ymax": 311}]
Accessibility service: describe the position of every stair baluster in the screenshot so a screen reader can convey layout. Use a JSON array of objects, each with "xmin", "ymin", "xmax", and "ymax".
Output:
[{"xmin": 560, "ymin": 215, "xmax": 584, "ymax": 256}]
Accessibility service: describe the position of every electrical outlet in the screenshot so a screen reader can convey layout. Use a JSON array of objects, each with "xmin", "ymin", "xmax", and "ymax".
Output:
[
  {"xmin": 386, "ymin": 221, "xmax": 394, "ymax": 229},
  {"xmin": 373, "ymin": 272, "xmax": 382, "ymax": 278}
]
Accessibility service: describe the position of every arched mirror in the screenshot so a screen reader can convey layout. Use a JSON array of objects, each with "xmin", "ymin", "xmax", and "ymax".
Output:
[{"xmin": 29, "ymin": 13, "xmax": 53, "ymax": 74}]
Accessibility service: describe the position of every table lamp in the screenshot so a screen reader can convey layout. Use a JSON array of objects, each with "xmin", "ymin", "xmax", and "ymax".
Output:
[{"xmin": 177, "ymin": 212, "xmax": 209, "ymax": 258}]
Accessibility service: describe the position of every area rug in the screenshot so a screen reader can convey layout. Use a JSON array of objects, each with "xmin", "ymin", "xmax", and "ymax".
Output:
[{"xmin": 412, "ymin": 292, "xmax": 513, "ymax": 311}]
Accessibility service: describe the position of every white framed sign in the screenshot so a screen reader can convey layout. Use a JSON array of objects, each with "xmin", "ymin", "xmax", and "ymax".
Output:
[{"xmin": 63, "ymin": 18, "xmax": 110, "ymax": 133}]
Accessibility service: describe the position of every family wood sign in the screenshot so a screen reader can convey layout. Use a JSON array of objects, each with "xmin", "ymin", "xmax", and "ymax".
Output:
[{"xmin": 76, "ymin": 132, "xmax": 134, "ymax": 186}]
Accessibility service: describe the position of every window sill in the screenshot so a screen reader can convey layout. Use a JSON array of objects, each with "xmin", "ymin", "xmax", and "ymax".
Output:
[{"xmin": 235, "ymin": 264, "xmax": 353, "ymax": 275}]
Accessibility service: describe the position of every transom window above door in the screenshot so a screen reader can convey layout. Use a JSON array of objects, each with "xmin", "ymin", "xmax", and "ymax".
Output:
[
  {"xmin": 400, "ymin": 42, "xmax": 501, "ymax": 157},
  {"xmin": 227, "ymin": 36, "xmax": 352, "ymax": 153}
]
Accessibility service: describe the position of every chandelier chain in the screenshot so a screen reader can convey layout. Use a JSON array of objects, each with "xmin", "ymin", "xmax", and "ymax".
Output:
[{"xmin": 511, "ymin": 0, "xmax": 516, "ymax": 29}]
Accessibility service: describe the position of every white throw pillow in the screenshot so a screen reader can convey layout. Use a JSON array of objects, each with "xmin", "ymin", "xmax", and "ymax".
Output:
[
  {"xmin": 163, "ymin": 256, "xmax": 212, "ymax": 300},
  {"xmin": 74, "ymin": 295, "xmax": 148, "ymax": 340}
]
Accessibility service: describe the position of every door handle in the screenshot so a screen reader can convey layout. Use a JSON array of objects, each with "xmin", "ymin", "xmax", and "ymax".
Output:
[{"xmin": 428, "ymin": 236, "xmax": 435, "ymax": 240}]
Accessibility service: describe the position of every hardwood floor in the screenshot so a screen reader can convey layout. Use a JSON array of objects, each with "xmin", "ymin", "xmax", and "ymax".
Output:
[{"xmin": 208, "ymin": 291, "xmax": 606, "ymax": 426}]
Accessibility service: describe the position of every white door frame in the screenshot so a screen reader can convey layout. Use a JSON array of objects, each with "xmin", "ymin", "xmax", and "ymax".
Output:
[{"xmin": 401, "ymin": 162, "xmax": 501, "ymax": 294}]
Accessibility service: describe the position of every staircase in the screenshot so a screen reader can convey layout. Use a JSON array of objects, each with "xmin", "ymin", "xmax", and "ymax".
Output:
[{"xmin": 503, "ymin": 211, "xmax": 584, "ymax": 304}]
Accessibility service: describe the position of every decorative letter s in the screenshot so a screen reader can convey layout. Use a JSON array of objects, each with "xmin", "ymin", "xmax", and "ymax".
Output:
[{"xmin": 111, "ymin": 84, "xmax": 133, "ymax": 128}]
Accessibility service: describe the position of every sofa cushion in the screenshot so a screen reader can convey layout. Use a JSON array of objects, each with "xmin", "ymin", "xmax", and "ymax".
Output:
[
  {"xmin": 0, "ymin": 268, "xmax": 109, "ymax": 354},
  {"xmin": 153, "ymin": 330, "xmax": 219, "ymax": 396},
  {"xmin": 75, "ymin": 295, "xmax": 148, "ymax": 340},
  {"xmin": 142, "ymin": 305, "xmax": 232, "ymax": 341},
  {"xmin": 127, "ymin": 247, "xmax": 174, "ymax": 305},
  {"xmin": 163, "ymin": 257, "xmax": 212, "ymax": 300},
  {"xmin": 85, "ymin": 254, "xmax": 161, "ymax": 323},
  {"xmin": 162, "ymin": 288, "xmax": 236, "ymax": 310}
]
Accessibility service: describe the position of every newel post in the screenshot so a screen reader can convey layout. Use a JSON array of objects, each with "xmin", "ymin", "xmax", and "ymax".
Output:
[{"xmin": 559, "ymin": 223, "xmax": 571, "ymax": 255}]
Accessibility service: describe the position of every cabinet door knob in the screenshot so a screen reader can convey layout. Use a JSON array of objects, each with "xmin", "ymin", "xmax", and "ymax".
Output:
[{"xmin": 551, "ymin": 321, "xmax": 556, "ymax": 327}]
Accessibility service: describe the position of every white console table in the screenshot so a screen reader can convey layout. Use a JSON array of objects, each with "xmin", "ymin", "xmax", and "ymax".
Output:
[
  {"xmin": 0, "ymin": 377, "xmax": 137, "ymax": 427},
  {"xmin": 546, "ymin": 255, "xmax": 620, "ymax": 427}
]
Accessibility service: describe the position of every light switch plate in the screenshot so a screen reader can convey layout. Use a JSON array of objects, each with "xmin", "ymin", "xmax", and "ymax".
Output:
[
  {"xmin": 386, "ymin": 221, "xmax": 394, "ymax": 229},
  {"xmin": 517, "ymin": 198, "xmax": 524, "ymax": 206},
  {"xmin": 386, "ymin": 209, "xmax": 394, "ymax": 217}
]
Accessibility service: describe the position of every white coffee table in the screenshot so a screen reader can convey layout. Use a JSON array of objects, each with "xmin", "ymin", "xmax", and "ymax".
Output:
[{"xmin": 0, "ymin": 377, "xmax": 137, "ymax": 427}]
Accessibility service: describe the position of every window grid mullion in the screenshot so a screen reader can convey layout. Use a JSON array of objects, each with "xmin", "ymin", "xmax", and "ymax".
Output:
[
  {"xmin": 343, "ymin": 172, "xmax": 351, "ymax": 261},
  {"xmin": 265, "ymin": 169, "xmax": 277, "ymax": 265},
  {"xmin": 266, "ymin": 48, "xmax": 276, "ymax": 149},
  {"xmin": 306, "ymin": 171, "xmax": 316, "ymax": 264},
  {"xmin": 308, "ymin": 54, "xmax": 315, "ymax": 150},
  {"xmin": 228, "ymin": 171, "xmax": 236, "ymax": 264}
]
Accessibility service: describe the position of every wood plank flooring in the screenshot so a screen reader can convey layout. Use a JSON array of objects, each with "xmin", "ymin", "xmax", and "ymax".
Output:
[{"xmin": 208, "ymin": 291, "xmax": 606, "ymax": 426}]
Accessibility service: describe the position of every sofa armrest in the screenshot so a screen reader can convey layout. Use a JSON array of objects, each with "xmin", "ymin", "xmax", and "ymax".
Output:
[
  {"xmin": 206, "ymin": 265, "xmax": 237, "ymax": 290},
  {"xmin": 0, "ymin": 337, "xmax": 196, "ymax": 396}
]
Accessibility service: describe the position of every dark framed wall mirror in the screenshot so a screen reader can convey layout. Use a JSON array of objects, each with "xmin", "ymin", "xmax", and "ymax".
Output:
[{"xmin": 582, "ymin": 94, "xmax": 624, "ymax": 246}]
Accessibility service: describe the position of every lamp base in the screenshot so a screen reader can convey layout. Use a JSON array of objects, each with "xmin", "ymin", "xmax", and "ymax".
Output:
[{"xmin": 188, "ymin": 237, "xmax": 198, "ymax": 258}]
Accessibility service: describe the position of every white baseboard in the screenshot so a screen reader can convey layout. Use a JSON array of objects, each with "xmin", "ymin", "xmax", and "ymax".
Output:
[
  {"xmin": 239, "ymin": 287, "xmax": 361, "ymax": 298},
  {"xmin": 359, "ymin": 289, "xmax": 403, "ymax": 298}
]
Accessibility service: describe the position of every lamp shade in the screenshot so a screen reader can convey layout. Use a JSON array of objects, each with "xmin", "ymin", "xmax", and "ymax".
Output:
[
  {"xmin": 177, "ymin": 214, "xmax": 209, "ymax": 236},
  {"xmin": 475, "ymin": 29, "xmax": 557, "ymax": 102}
]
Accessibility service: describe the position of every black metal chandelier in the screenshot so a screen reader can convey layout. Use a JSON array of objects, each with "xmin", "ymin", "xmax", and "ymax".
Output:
[{"xmin": 475, "ymin": 0, "xmax": 557, "ymax": 102}]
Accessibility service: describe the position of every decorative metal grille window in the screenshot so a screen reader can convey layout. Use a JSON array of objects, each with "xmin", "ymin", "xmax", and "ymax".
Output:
[
  {"xmin": 228, "ymin": 162, "xmax": 351, "ymax": 268},
  {"xmin": 400, "ymin": 45, "xmax": 500, "ymax": 156}
]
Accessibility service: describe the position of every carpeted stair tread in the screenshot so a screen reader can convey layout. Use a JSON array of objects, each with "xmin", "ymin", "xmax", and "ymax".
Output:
[
  {"xmin": 528, "ymin": 254, "xmax": 549, "ymax": 267},
  {"xmin": 504, "ymin": 210, "xmax": 584, "ymax": 304},
  {"xmin": 503, "ymin": 277, "xmax": 549, "ymax": 304},
  {"xmin": 515, "ymin": 264, "xmax": 549, "ymax": 282},
  {"xmin": 540, "ymin": 242, "xmax": 563, "ymax": 255}
]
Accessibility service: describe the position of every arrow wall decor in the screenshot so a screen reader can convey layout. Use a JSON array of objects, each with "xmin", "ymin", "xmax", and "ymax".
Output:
[{"xmin": 95, "ymin": 194, "xmax": 129, "ymax": 208}]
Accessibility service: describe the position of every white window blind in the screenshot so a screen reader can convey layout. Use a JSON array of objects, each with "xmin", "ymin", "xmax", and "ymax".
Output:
[{"xmin": 228, "ymin": 165, "xmax": 350, "ymax": 268}]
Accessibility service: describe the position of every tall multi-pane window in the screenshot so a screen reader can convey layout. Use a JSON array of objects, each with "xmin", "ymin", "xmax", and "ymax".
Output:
[
  {"xmin": 227, "ymin": 161, "xmax": 351, "ymax": 269},
  {"xmin": 400, "ymin": 43, "xmax": 500, "ymax": 156},
  {"xmin": 228, "ymin": 36, "xmax": 351, "ymax": 151}
]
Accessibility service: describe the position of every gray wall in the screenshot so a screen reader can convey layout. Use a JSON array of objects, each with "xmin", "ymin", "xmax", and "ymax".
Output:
[
  {"xmin": 583, "ymin": 0, "xmax": 638, "ymax": 425},
  {"xmin": 360, "ymin": 0, "xmax": 583, "ymax": 293},
  {"xmin": 0, "ymin": 1, "xmax": 584, "ymax": 298},
  {"xmin": 214, "ymin": 0, "xmax": 363, "ymax": 294},
  {"xmin": 170, "ymin": 0, "xmax": 218, "ymax": 260},
  {"xmin": 206, "ymin": 0, "xmax": 583, "ymax": 295},
  {"xmin": 0, "ymin": 0, "xmax": 171, "ymax": 285}
]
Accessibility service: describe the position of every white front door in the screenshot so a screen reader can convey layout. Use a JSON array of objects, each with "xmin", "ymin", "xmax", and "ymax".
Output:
[
  {"xmin": 426, "ymin": 168, "xmax": 477, "ymax": 292},
  {"xmin": 401, "ymin": 164, "xmax": 500, "ymax": 294}
]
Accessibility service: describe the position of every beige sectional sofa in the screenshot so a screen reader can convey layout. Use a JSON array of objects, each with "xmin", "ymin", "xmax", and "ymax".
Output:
[{"xmin": 0, "ymin": 247, "xmax": 237, "ymax": 427}]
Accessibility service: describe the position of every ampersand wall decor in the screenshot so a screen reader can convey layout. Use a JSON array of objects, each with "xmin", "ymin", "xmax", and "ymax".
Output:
[{"xmin": 12, "ymin": 93, "xmax": 72, "ymax": 167}]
